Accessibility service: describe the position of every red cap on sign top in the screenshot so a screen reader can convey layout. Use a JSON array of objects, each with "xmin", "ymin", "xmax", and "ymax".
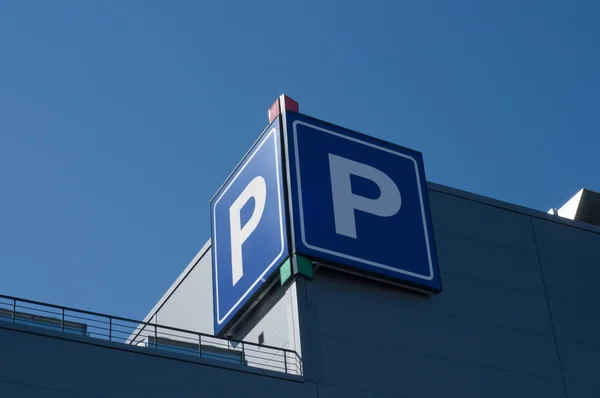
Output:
[{"xmin": 268, "ymin": 95, "xmax": 299, "ymax": 123}]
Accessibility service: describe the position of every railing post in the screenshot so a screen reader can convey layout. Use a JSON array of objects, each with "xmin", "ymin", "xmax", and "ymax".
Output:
[
  {"xmin": 109, "ymin": 317, "xmax": 112, "ymax": 341},
  {"xmin": 154, "ymin": 324, "xmax": 158, "ymax": 349},
  {"xmin": 12, "ymin": 299, "xmax": 16, "ymax": 323},
  {"xmin": 241, "ymin": 342, "xmax": 245, "ymax": 365},
  {"xmin": 284, "ymin": 350, "xmax": 287, "ymax": 374},
  {"xmin": 198, "ymin": 334, "xmax": 202, "ymax": 358},
  {"xmin": 61, "ymin": 308, "xmax": 65, "ymax": 332}
]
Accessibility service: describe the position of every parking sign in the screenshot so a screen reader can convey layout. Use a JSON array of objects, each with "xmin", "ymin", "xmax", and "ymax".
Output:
[
  {"xmin": 211, "ymin": 118, "xmax": 288, "ymax": 336},
  {"xmin": 283, "ymin": 112, "xmax": 441, "ymax": 293}
]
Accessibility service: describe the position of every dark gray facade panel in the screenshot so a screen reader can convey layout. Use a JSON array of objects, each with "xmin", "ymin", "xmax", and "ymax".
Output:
[
  {"xmin": 0, "ymin": 381, "xmax": 97, "ymax": 398},
  {"xmin": 557, "ymin": 341, "xmax": 600, "ymax": 390},
  {"xmin": 315, "ymin": 287, "xmax": 561, "ymax": 379},
  {"xmin": 310, "ymin": 269, "xmax": 553, "ymax": 337},
  {"xmin": 532, "ymin": 218, "xmax": 600, "ymax": 306},
  {"xmin": 565, "ymin": 382, "xmax": 599, "ymax": 398},
  {"xmin": 428, "ymin": 190, "xmax": 537, "ymax": 253},
  {"xmin": 318, "ymin": 334, "xmax": 566, "ymax": 398},
  {"xmin": 432, "ymin": 275, "xmax": 552, "ymax": 336},
  {"xmin": 317, "ymin": 383, "xmax": 409, "ymax": 398},
  {"xmin": 548, "ymin": 296, "xmax": 600, "ymax": 348},
  {"xmin": 0, "ymin": 327, "xmax": 315, "ymax": 398},
  {"xmin": 435, "ymin": 230, "xmax": 545, "ymax": 293}
]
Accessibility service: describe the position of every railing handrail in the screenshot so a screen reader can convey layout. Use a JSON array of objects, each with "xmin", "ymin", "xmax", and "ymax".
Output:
[{"xmin": 0, "ymin": 293, "xmax": 300, "ymax": 358}]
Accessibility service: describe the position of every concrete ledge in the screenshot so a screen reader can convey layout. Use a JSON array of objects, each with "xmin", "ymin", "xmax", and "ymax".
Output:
[{"xmin": 0, "ymin": 320, "xmax": 303, "ymax": 383}]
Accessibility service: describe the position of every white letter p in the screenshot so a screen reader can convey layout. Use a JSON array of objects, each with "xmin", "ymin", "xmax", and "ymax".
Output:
[
  {"xmin": 229, "ymin": 176, "xmax": 267, "ymax": 286},
  {"xmin": 328, "ymin": 154, "xmax": 401, "ymax": 239}
]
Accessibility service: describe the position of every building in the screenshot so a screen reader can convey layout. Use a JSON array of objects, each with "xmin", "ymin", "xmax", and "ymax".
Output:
[{"xmin": 1, "ymin": 98, "xmax": 599, "ymax": 398}]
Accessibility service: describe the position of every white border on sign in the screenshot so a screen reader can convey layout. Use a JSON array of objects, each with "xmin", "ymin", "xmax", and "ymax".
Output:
[
  {"xmin": 213, "ymin": 127, "xmax": 286, "ymax": 325},
  {"xmin": 292, "ymin": 120, "xmax": 435, "ymax": 281}
]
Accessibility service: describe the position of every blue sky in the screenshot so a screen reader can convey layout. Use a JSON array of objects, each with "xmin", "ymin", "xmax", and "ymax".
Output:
[{"xmin": 1, "ymin": 1, "xmax": 598, "ymax": 320}]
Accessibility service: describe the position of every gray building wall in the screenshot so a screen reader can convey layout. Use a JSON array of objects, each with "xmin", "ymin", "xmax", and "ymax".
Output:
[
  {"xmin": 233, "ymin": 280, "xmax": 303, "ymax": 375},
  {"xmin": 128, "ymin": 241, "xmax": 214, "ymax": 346},
  {"xmin": 149, "ymin": 241, "xmax": 214, "ymax": 334},
  {"xmin": 295, "ymin": 183, "xmax": 600, "ymax": 398}
]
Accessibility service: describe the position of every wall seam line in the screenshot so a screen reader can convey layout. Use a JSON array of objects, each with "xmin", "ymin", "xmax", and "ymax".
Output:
[{"xmin": 530, "ymin": 217, "xmax": 570, "ymax": 398}]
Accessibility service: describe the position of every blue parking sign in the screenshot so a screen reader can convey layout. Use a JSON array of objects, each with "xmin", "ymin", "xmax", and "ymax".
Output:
[
  {"xmin": 211, "ymin": 118, "xmax": 288, "ymax": 336},
  {"xmin": 284, "ymin": 112, "xmax": 441, "ymax": 293}
]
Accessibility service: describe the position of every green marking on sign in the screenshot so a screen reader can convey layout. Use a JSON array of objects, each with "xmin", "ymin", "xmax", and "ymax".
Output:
[
  {"xmin": 280, "ymin": 258, "xmax": 292, "ymax": 286},
  {"xmin": 295, "ymin": 254, "xmax": 314, "ymax": 280}
]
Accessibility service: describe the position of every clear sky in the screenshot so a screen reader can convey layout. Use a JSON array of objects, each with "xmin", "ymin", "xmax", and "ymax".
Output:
[{"xmin": 1, "ymin": 1, "xmax": 598, "ymax": 320}]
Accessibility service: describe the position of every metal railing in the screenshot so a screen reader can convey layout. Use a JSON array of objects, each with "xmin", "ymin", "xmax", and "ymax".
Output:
[{"xmin": 0, "ymin": 294, "xmax": 301, "ymax": 376}]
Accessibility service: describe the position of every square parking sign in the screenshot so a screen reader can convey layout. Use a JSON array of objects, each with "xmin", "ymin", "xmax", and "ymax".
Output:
[
  {"xmin": 283, "ymin": 112, "xmax": 441, "ymax": 293},
  {"xmin": 210, "ymin": 118, "xmax": 288, "ymax": 336}
]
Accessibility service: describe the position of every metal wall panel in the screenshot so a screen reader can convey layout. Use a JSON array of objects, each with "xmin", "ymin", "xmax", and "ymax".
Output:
[
  {"xmin": 547, "ymin": 297, "xmax": 600, "ymax": 348},
  {"xmin": 532, "ymin": 218, "xmax": 600, "ymax": 306},
  {"xmin": 317, "ymin": 383, "xmax": 409, "ymax": 398},
  {"xmin": 0, "ymin": 383, "xmax": 89, "ymax": 398},
  {"xmin": 233, "ymin": 281, "xmax": 303, "ymax": 375},
  {"xmin": 435, "ymin": 230, "xmax": 544, "ymax": 293},
  {"xmin": 153, "ymin": 250, "xmax": 214, "ymax": 335},
  {"xmin": 565, "ymin": 382, "xmax": 599, "ymax": 398},
  {"xmin": 428, "ymin": 190, "xmax": 538, "ymax": 253},
  {"xmin": 309, "ymin": 269, "xmax": 553, "ymax": 337},
  {"xmin": 557, "ymin": 342, "xmax": 600, "ymax": 392},
  {"xmin": 532, "ymin": 217, "xmax": 600, "ymax": 395},
  {"xmin": 318, "ymin": 333, "xmax": 565, "ymax": 398},
  {"xmin": 314, "ymin": 275, "xmax": 560, "ymax": 379}
]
